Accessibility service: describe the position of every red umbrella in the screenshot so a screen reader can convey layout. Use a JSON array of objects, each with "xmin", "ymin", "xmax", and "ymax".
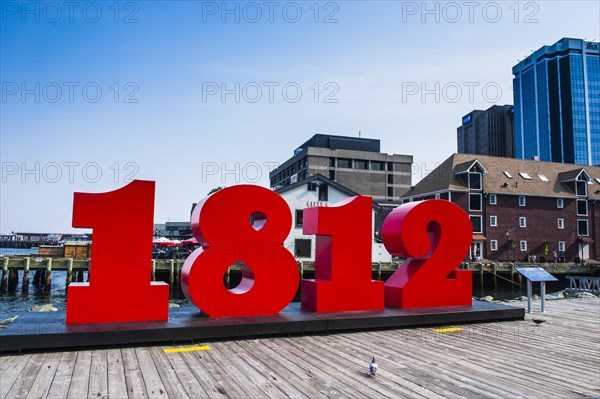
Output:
[{"xmin": 181, "ymin": 237, "xmax": 199, "ymax": 246}]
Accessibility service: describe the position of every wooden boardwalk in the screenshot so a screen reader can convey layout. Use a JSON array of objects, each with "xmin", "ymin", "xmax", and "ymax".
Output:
[{"xmin": 1, "ymin": 298, "xmax": 599, "ymax": 398}]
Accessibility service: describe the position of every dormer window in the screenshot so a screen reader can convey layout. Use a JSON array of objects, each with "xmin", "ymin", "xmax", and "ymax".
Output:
[
  {"xmin": 559, "ymin": 169, "xmax": 592, "ymax": 197},
  {"xmin": 469, "ymin": 172, "xmax": 482, "ymax": 190},
  {"xmin": 576, "ymin": 179, "xmax": 587, "ymax": 197}
]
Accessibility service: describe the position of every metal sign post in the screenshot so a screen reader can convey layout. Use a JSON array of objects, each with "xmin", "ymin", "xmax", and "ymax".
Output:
[{"xmin": 516, "ymin": 267, "xmax": 557, "ymax": 313}]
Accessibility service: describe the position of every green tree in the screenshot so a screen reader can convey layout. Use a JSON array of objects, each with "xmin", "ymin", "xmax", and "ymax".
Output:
[{"xmin": 207, "ymin": 186, "xmax": 224, "ymax": 196}]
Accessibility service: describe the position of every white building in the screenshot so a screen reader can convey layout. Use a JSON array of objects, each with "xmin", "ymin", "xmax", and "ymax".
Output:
[{"xmin": 275, "ymin": 174, "xmax": 392, "ymax": 263}]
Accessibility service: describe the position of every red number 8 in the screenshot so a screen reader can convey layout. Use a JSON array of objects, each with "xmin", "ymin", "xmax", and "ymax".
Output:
[{"xmin": 181, "ymin": 185, "xmax": 299, "ymax": 317}]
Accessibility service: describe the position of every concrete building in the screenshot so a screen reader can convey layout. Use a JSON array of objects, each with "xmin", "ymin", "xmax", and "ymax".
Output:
[
  {"xmin": 275, "ymin": 174, "xmax": 392, "ymax": 262},
  {"xmin": 269, "ymin": 134, "xmax": 413, "ymax": 201},
  {"xmin": 401, "ymin": 153, "xmax": 600, "ymax": 262},
  {"xmin": 513, "ymin": 38, "xmax": 600, "ymax": 165},
  {"xmin": 457, "ymin": 105, "xmax": 514, "ymax": 158}
]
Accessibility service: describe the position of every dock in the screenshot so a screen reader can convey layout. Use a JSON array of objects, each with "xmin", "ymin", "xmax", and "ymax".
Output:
[{"xmin": 1, "ymin": 298, "xmax": 598, "ymax": 398}]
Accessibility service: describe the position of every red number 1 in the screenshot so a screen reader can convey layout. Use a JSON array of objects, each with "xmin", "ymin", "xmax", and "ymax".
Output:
[{"xmin": 66, "ymin": 180, "xmax": 169, "ymax": 324}]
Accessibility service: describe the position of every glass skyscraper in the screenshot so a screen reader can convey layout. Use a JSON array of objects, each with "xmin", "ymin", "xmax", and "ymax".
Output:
[{"xmin": 513, "ymin": 38, "xmax": 600, "ymax": 165}]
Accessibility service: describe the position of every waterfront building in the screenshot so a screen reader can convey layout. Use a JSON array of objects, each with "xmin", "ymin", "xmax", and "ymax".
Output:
[
  {"xmin": 275, "ymin": 174, "xmax": 392, "ymax": 262},
  {"xmin": 400, "ymin": 153, "xmax": 600, "ymax": 262},
  {"xmin": 457, "ymin": 105, "xmax": 514, "ymax": 158},
  {"xmin": 512, "ymin": 38, "xmax": 600, "ymax": 165},
  {"xmin": 269, "ymin": 134, "xmax": 413, "ymax": 201}
]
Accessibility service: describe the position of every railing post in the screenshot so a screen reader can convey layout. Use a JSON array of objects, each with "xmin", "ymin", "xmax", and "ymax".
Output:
[
  {"xmin": 23, "ymin": 257, "xmax": 30, "ymax": 291},
  {"xmin": 45, "ymin": 257, "xmax": 52, "ymax": 290}
]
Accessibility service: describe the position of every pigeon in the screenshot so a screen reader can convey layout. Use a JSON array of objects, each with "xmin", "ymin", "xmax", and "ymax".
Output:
[
  {"xmin": 369, "ymin": 357, "xmax": 378, "ymax": 376},
  {"xmin": 532, "ymin": 319, "xmax": 546, "ymax": 325}
]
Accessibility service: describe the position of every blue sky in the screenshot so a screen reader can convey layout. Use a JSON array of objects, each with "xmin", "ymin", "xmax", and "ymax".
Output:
[{"xmin": 1, "ymin": 1, "xmax": 599, "ymax": 232}]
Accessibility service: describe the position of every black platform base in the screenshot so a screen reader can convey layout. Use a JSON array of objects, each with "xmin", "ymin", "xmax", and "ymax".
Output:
[{"xmin": 0, "ymin": 301, "xmax": 524, "ymax": 353}]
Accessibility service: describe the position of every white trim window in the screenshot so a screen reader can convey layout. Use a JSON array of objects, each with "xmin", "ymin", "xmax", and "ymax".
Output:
[
  {"xmin": 489, "ymin": 194, "xmax": 497, "ymax": 205},
  {"xmin": 435, "ymin": 193, "xmax": 440, "ymax": 199},
  {"xmin": 557, "ymin": 218, "xmax": 564, "ymax": 229},
  {"xmin": 577, "ymin": 199, "xmax": 588, "ymax": 216},
  {"xmin": 490, "ymin": 240, "xmax": 498, "ymax": 251},
  {"xmin": 557, "ymin": 198, "xmax": 564, "ymax": 208},
  {"xmin": 520, "ymin": 240, "xmax": 527, "ymax": 251},
  {"xmin": 490, "ymin": 216, "xmax": 497, "ymax": 227},
  {"xmin": 518, "ymin": 196, "xmax": 526, "ymax": 207},
  {"xmin": 470, "ymin": 215, "xmax": 483, "ymax": 234},
  {"xmin": 578, "ymin": 220, "xmax": 589, "ymax": 236},
  {"xmin": 469, "ymin": 193, "xmax": 482, "ymax": 211},
  {"xmin": 558, "ymin": 241, "xmax": 565, "ymax": 252},
  {"xmin": 519, "ymin": 217, "xmax": 527, "ymax": 228}
]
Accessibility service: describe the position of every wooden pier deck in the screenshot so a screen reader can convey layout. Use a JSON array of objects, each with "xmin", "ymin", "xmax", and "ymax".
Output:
[{"xmin": 1, "ymin": 298, "xmax": 599, "ymax": 398}]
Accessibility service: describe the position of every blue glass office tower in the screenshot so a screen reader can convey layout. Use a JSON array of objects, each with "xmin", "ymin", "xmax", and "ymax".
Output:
[{"xmin": 513, "ymin": 38, "xmax": 600, "ymax": 165}]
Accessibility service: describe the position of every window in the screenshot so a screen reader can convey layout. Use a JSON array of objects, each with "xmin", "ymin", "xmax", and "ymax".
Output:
[
  {"xmin": 387, "ymin": 187, "xmax": 394, "ymax": 197},
  {"xmin": 469, "ymin": 194, "xmax": 482, "ymax": 211},
  {"xmin": 519, "ymin": 196, "xmax": 526, "ymax": 206},
  {"xmin": 470, "ymin": 216, "xmax": 483, "ymax": 233},
  {"xmin": 295, "ymin": 210, "xmax": 303, "ymax": 228},
  {"xmin": 557, "ymin": 198, "xmax": 564, "ymax": 208},
  {"xmin": 387, "ymin": 174, "xmax": 394, "ymax": 184},
  {"xmin": 329, "ymin": 170, "xmax": 335, "ymax": 180},
  {"xmin": 577, "ymin": 199, "xmax": 588, "ymax": 216},
  {"xmin": 435, "ymin": 193, "xmax": 440, "ymax": 199},
  {"xmin": 387, "ymin": 162, "xmax": 394, "ymax": 172},
  {"xmin": 503, "ymin": 171, "xmax": 513, "ymax": 178},
  {"xmin": 538, "ymin": 175, "xmax": 549, "ymax": 182},
  {"xmin": 519, "ymin": 172, "xmax": 532, "ymax": 180},
  {"xmin": 520, "ymin": 241, "xmax": 527, "ymax": 251},
  {"xmin": 557, "ymin": 218, "xmax": 564, "ymax": 229},
  {"xmin": 337, "ymin": 158, "xmax": 352, "ymax": 168},
  {"xmin": 558, "ymin": 241, "xmax": 565, "ymax": 252},
  {"xmin": 576, "ymin": 180, "xmax": 587, "ymax": 196},
  {"xmin": 318, "ymin": 184, "xmax": 328, "ymax": 201},
  {"xmin": 469, "ymin": 173, "xmax": 482, "ymax": 190},
  {"xmin": 371, "ymin": 161, "xmax": 384, "ymax": 171},
  {"xmin": 329, "ymin": 158, "xmax": 336, "ymax": 167},
  {"xmin": 578, "ymin": 220, "xmax": 589, "ymax": 236},
  {"xmin": 490, "ymin": 240, "xmax": 498, "ymax": 251},
  {"xmin": 354, "ymin": 160, "xmax": 368, "ymax": 170},
  {"xmin": 490, "ymin": 216, "xmax": 497, "ymax": 227},
  {"xmin": 308, "ymin": 182, "xmax": 317, "ymax": 192},
  {"xmin": 294, "ymin": 239, "xmax": 312, "ymax": 258},
  {"xmin": 519, "ymin": 217, "xmax": 526, "ymax": 228},
  {"xmin": 489, "ymin": 194, "xmax": 497, "ymax": 205}
]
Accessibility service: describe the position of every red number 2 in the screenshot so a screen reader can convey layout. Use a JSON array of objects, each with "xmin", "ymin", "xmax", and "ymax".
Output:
[{"xmin": 382, "ymin": 200, "xmax": 472, "ymax": 308}]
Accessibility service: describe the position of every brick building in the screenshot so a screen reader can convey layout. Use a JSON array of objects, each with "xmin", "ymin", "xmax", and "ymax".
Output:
[{"xmin": 401, "ymin": 154, "xmax": 600, "ymax": 262}]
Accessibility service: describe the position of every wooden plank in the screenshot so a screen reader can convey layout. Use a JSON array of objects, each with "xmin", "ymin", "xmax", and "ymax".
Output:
[
  {"xmin": 87, "ymin": 350, "xmax": 108, "ymax": 399},
  {"xmin": 0, "ymin": 354, "xmax": 30, "ymax": 398},
  {"xmin": 147, "ymin": 347, "xmax": 189, "ymax": 399},
  {"xmin": 5, "ymin": 353, "xmax": 46, "ymax": 399},
  {"xmin": 67, "ymin": 351, "xmax": 91, "ymax": 399},
  {"xmin": 162, "ymin": 351, "xmax": 208, "ymax": 398},
  {"xmin": 46, "ymin": 351, "xmax": 77, "ymax": 399},
  {"xmin": 134, "ymin": 348, "xmax": 168, "ymax": 399},
  {"xmin": 179, "ymin": 351, "xmax": 228, "ymax": 399},
  {"xmin": 106, "ymin": 349, "xmax": 127, "ymax": 399},
  {"xmin": 24, "ymin": 352, "xmax": 61, "ymax": 399},
  {"xmin": 121, "ymin": 348, "xmax": 148, "ymax": 398}
]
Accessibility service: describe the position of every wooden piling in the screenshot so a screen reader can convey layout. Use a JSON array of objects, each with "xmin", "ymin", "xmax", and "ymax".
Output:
[
  {"xmin": 377, "ymin": 262, "xmax": 382, "ymax": 281},
  {"xmin": 169, "ymin": 260, "xmax": 175, "ymax": 296},
  {"xmin": 76, "ymin": 270, "xmax": 84, "ymax": 282},
  {"xmin": 152, "ymin": 259, "xmax": 156, "ymax": 281},
  {"xmin": 175, "ymin": 261, "xmax": 181, "ymax": 292},
  {"xmin": 298, "ymin": 261, "xmax": 304, "ymax": 279},
  {"xmin": 8, "ymin": 269, "xmax": 18, "ymax": 290},
  {"xmin": 45, "ymin": 258, "xmax": 52, "ymax": 290},
  {"xmin": 23, "ymin": 257, "xmax": 30, "ymax": 291},
  {"xmin": 492, "ymin": 263, "xmax": 497, "ymax": 291},
  {"xmin": 225, "ymin": 267, "xmax": 231, "ymax": 289},
  {"xmin": 479, "ymin": 263, "xmax": 484, "ymax": 291},
  {"xmin": 1, "ymin": 256, "xmax": 9, "ymax": 291},
  {"xmin": 67, "ymin": 258, "xmax": 73, "ymax": 286}
]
